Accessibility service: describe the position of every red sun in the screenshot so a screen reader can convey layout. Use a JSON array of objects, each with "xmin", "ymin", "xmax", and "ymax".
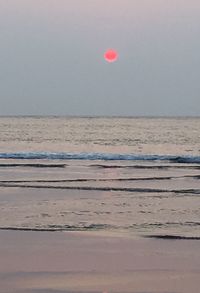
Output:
[{"xmin": 104, "ymin": 49, "xmax": 118, "ymax": 63}]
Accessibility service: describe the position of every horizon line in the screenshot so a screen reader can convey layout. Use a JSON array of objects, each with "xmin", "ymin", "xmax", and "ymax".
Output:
[{"xmin": 0, "ymin": 115, "xmax": 199, "ymax": 119}]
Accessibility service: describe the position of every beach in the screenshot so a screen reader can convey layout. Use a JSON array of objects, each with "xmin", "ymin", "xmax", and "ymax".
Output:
[
  {"xmin": 0, "ymin": 230, "xmax": 200, "ymax": 293},
  {"xmin": 0, "ymin": 117, "xmax": 200, "ymax": 292},
  {"xmin": 1, "ymin": 0, "xmax": 200, "ymax": 289}
]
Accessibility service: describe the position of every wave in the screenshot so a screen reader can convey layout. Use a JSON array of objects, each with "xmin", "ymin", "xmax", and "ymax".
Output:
[
  {"xmin": 131, "ymin": 221, "xmax": 200, "ymax": 228},
  {"xmin": 0, "ymin": 163, "xmax": 66, "ymax": 168},
  {"xmin": 1, "ymin": 224, "xmax": 200, "ymax": 240},
  {"xmin": 145, "ymin": 235, "xmax": 200, "ymax": 240},
  {"xmin": 92, "ymin": 164, "xmax": 169, "ymax": 169},
  {"xmin": 92, "ymin": 164, "xmax": 200, "ymax": 169},
  {"xmin": 0, "ymin": 224, "xmax": 114, "ymax": 232},
  {"xmin": 0, "ymin": 176, "xmax": 178, "ymax": 183},
  {"xmin": 0, "ymin": 152, "xmax": 200, "ymax": 163},
  {"xmin": 0, "ymin": 184, "xmax": 169, "ymax": 192},
  {"xmin": 0, "ymin": 174, "xmax": 198, "ymax": 183},
  {"xmin": 0, "ymin": 183, "xmax": 200, "ymax": 194}
]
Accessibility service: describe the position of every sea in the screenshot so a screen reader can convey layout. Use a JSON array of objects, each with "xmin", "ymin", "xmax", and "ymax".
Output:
[{"xmin": 0, "ymin": 116, "xmax": 200, "ymax": 239}]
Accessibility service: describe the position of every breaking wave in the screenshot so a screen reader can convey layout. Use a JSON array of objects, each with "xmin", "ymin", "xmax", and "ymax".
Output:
[{"xmin": 0, "ymin": 152, "xmax": 200, "ymax": 163}]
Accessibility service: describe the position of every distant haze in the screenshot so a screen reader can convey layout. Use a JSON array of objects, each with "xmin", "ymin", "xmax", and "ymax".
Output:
[{"xmin": 0, "ymin": 0, "xmax": 200, "ymax": 116}]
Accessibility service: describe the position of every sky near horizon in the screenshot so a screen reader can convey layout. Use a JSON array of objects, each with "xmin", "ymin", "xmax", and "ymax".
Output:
[{"xmin": 0, "ymin": 0, "xmax": 200, "ymax": 116}]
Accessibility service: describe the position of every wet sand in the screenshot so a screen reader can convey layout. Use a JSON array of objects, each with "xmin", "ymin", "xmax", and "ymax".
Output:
[{"xmin": 0, "ymin": 230, "xmax": 200, "ymax": 293}]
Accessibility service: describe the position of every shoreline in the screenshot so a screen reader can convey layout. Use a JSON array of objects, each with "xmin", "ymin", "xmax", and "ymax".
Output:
[
  {"xmin": 0, "ymin": 230, "xmax": 200, "ymax": 293},
  {"xmin": 1, "ymin": 227, "xmax": 200, "ymax": 240}
]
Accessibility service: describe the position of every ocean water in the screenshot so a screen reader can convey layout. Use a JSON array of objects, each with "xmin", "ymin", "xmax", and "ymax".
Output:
[{"xmin": 0, "ymin": 116, "xmax": 200, "ymax": 239}]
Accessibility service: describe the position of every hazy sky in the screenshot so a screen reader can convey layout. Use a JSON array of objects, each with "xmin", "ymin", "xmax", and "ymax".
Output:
[{"xmin": 0, "ymin": 0, "xmax": 200, "ymax": 116}]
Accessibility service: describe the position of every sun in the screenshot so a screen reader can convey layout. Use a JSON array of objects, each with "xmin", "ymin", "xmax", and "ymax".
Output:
[{"xmin": 104, "ymin": 49, "xmax": 118, "ymax": 63}]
